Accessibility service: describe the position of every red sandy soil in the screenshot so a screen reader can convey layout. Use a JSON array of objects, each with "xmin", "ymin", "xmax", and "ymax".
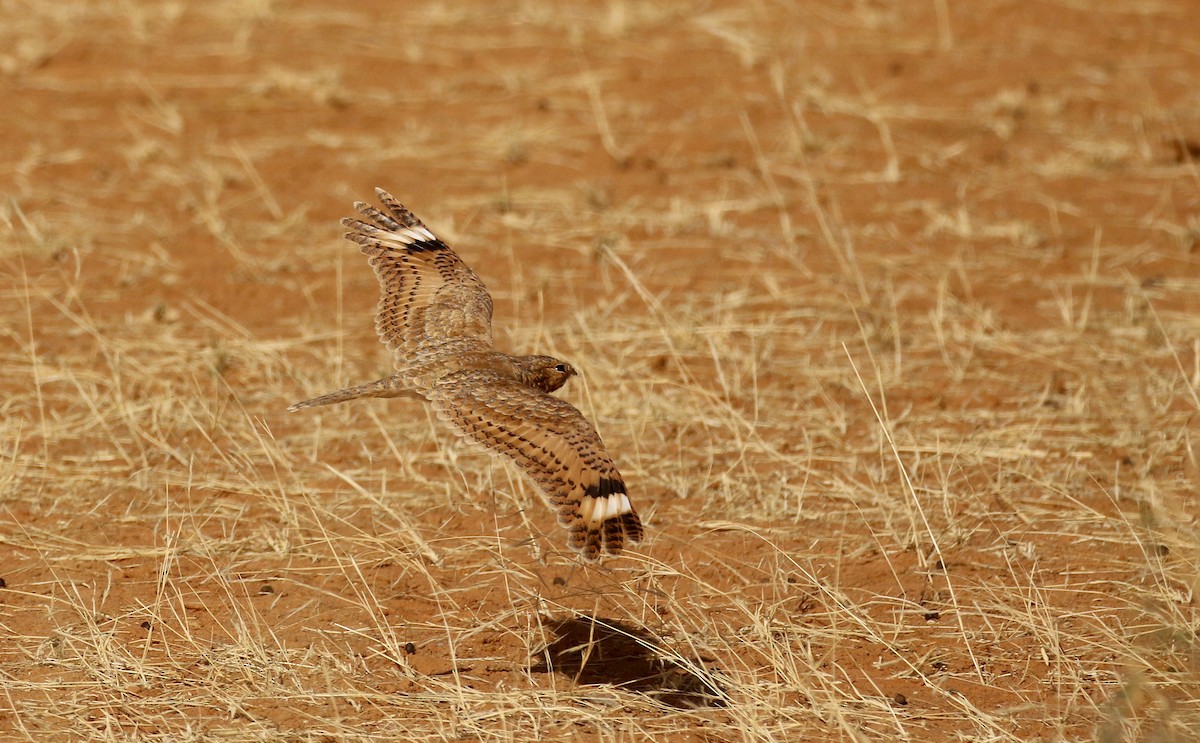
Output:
[{"xmin": 2, "ymin": 1, "xmax": 1199, "ymax": 740}]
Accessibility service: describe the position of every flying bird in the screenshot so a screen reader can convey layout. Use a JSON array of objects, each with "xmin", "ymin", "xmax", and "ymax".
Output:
[{"xmin": 289, "ymin": 189, "xmax": 643, "ymax": 561}]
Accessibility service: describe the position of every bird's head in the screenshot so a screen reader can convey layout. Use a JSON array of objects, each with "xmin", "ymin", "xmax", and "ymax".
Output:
[{"xmin": 518, "ymin": 355, "xmax": 577, "ymax": 393}]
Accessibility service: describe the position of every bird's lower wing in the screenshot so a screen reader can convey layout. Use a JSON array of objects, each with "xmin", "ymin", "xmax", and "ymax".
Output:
[{"xmin": 429, "ymin": 370, "xmax": 642, "ymax": 561}]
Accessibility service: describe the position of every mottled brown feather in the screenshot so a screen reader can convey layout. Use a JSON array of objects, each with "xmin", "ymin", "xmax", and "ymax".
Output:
[
  {"xmin": 342, "ymin": 188, "xmax": 494, "ymax": 363},
  {"xmin": 429, "ymin": 370, "xmax": 642, "ymax": 561}
]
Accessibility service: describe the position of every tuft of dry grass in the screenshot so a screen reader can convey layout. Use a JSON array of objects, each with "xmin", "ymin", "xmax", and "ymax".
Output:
[{"xmin": 3, "ymin": 0, "xmax": 1200, "ymax": 740}]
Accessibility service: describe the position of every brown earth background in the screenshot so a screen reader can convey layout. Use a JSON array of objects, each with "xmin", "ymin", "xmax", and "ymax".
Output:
[{"xmin": 2, "ymin": 1, "xmax": 1200, "ymax": 740}]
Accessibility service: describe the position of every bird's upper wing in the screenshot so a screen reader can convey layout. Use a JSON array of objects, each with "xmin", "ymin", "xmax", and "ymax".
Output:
[
  {"xmin": 429, "ymin": 370, "xmax": 643, "ymax": 561},
  {"xmin": 343, "ymin": 188, "xmax": 494, "ymax": 364}
]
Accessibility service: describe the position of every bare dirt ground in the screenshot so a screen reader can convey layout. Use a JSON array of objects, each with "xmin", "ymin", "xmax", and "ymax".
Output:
[{"xmin": 2, "ymin": 1, "xmax": 1199, "ymax": 740}]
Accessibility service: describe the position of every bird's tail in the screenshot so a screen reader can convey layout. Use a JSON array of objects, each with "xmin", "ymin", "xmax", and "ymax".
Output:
[{"xmin": 287, "ymin": 375, "xmax": 419, "ymax": 412}]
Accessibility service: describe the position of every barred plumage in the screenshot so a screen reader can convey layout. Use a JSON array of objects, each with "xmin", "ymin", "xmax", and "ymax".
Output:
[{"xmin": 289, "ymin": 189, "xmax": 643, "ymax": 561}]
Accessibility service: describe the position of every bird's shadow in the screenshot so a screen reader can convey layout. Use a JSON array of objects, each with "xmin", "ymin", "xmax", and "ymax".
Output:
[{"xmin": 529, "ymin": 615, "xmax": 727, "ymax": 708}]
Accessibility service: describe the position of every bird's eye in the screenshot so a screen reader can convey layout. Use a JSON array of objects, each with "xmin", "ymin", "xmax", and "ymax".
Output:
[{"xmin": 554, "ymin": 364, "xmax": 568, "ymax": 373}]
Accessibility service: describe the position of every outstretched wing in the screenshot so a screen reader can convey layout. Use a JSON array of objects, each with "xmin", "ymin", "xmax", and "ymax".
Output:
[
  {"xmin": 430, "ymin": 370, "xmax": 643, "ymax": 561},
  {"xmin": 343, "ymin": 188, "xmax": 494, "ymax": 364}
]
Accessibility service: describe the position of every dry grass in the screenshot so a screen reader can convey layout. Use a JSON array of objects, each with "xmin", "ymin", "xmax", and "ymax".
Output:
[{"xmin": 3, "ymin": 0, "xmax": 1200, "ymax": 740}]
